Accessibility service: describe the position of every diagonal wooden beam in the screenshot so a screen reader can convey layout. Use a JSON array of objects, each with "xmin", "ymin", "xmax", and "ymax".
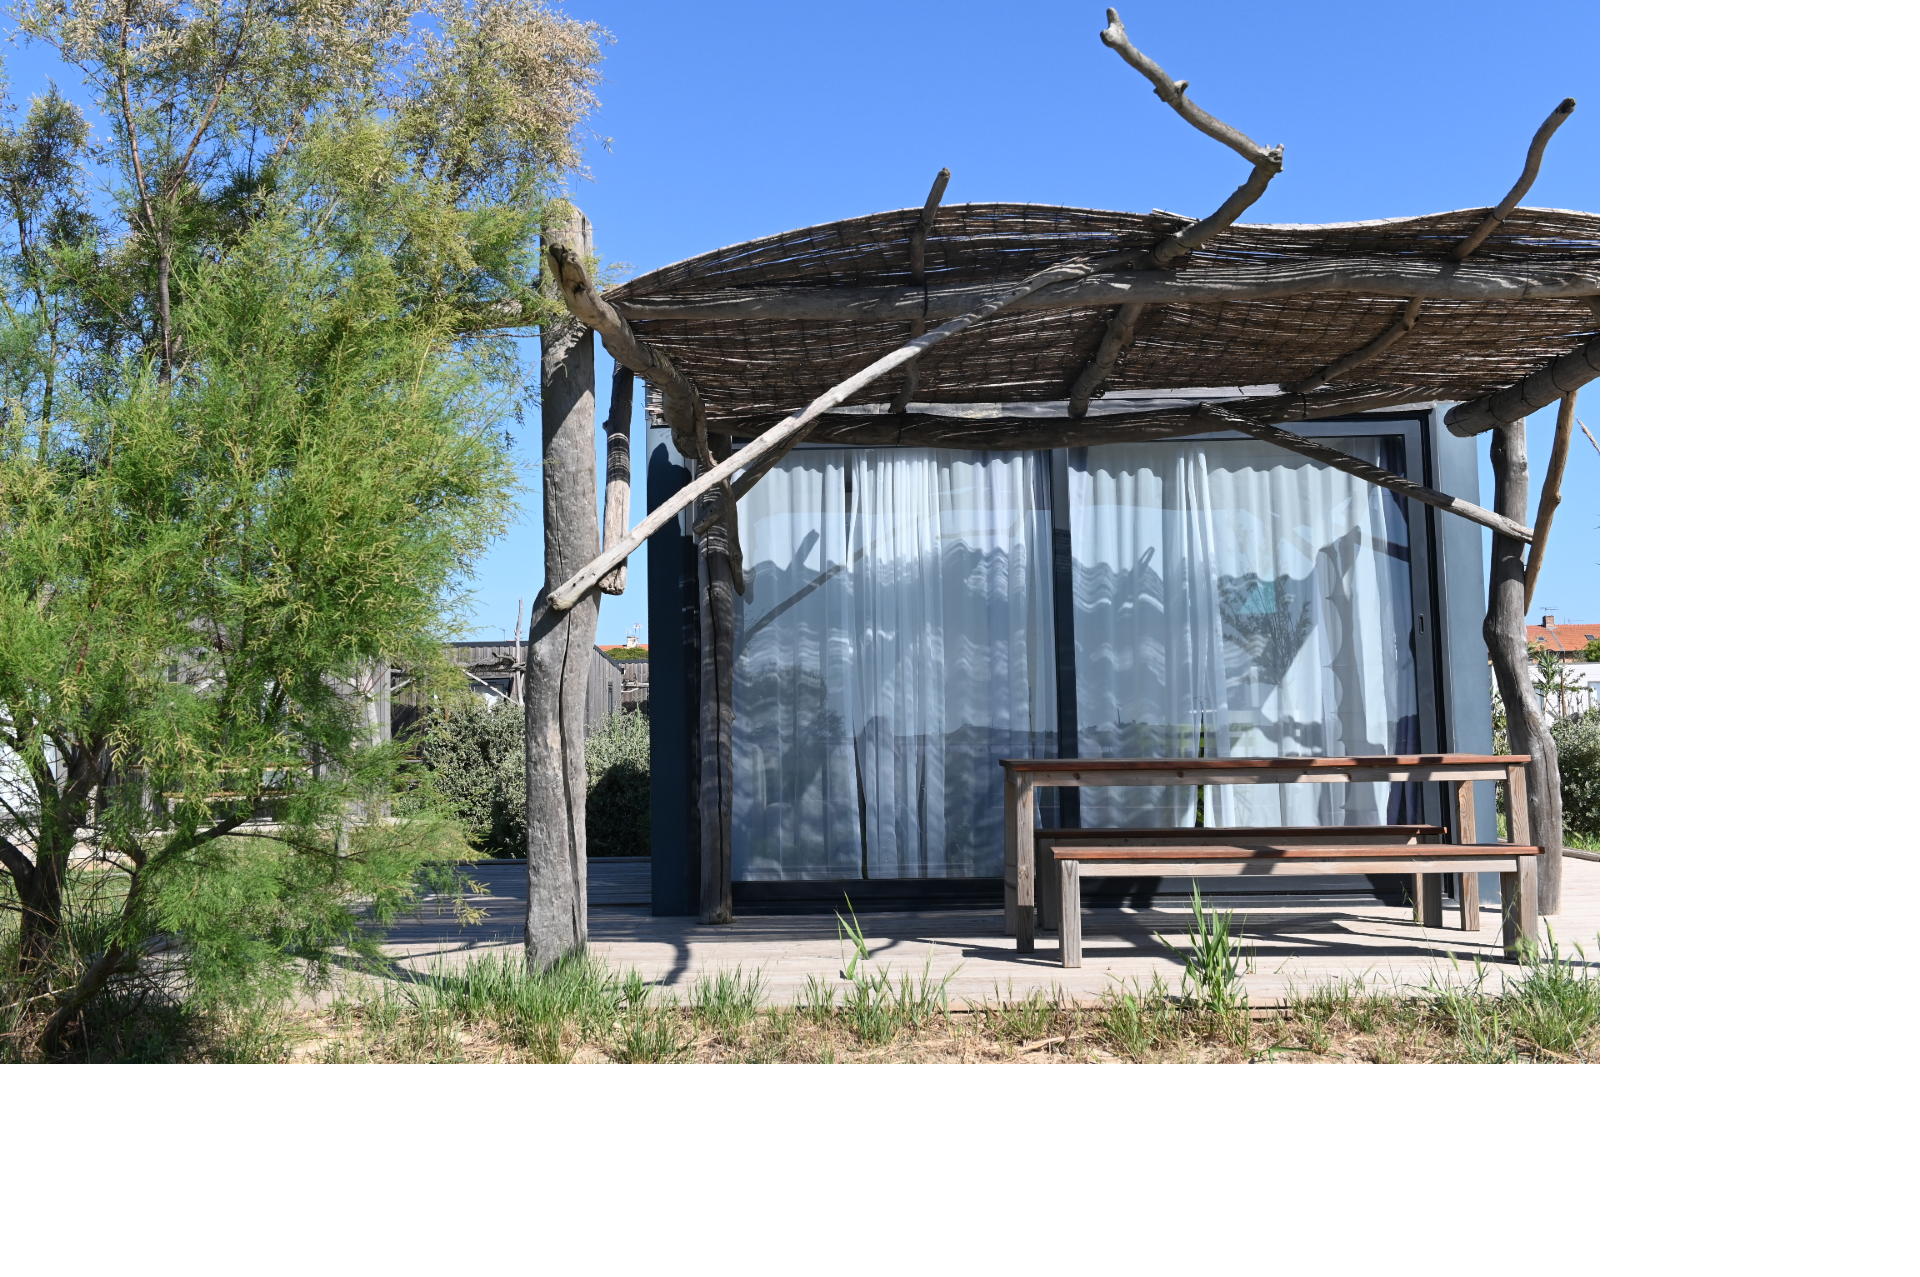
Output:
[
  {"xmin": 1205, "ymin": 405, "xmax": 1534, "ymax": 542},
  {"xmin": 548, "ymin": 255, "xmax": 1111, "ymax": 612},
  {"xmin": 890, "ymin": 167, "xmax": 952, "ymax": 414},
  {"xmin": 1523, "ymin": 391, "xmax": 1578, "ymax": 613}
]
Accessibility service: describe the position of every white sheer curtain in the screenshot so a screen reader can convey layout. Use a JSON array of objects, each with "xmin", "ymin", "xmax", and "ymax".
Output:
[
  {"xmin": 1071, "ymin": 438, "xmax": 1419, "ymax": 828},
  {"xmin": 732, "ymin": 448, "xmax": 1055, "ymax": 879}
]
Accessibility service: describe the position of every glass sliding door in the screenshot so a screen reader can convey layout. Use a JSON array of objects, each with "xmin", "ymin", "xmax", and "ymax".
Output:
[
  {"xmin": 1070, "ymin": 437, "xmax": 1421, "ymax": 828},
  {"xmin": 731, "ymin": 448, "xmax": 1056, "ymax": 880}
]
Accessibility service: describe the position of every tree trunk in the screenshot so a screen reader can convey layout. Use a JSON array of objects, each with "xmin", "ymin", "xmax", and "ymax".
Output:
[
  {"xmin": 525, "ymin": 205, "xmax": 600, "ymax": 969},
  {"xmin": 1485, "ymin": 420, "xmax": 1566, "ymax": 914}
]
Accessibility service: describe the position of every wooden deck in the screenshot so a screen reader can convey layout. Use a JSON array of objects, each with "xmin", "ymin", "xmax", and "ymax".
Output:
[{"xmin": 388, "ymin": 857, "xmax": 1600, "ymax": 1002}]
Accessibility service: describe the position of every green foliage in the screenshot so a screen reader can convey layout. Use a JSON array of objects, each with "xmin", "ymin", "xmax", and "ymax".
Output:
[
  {"xmin": 690, "ymin": 965, "xmax": 766, "ymax": 1035},
  {"xmin": 414, "ymin": 700, "xmax": 651, "ymax": 856},
  {"xmin": 1553, "ymin": 708, "xmax": 1600, "ymax": 839},
  {"xmin": 416, "ymin": 700, "xmax": 527, "ymax": 856},
  {"xmin": 1582, "ymin": 636, "xmax": 1600, "ymax": 662},
  {"xmin": 584, "ymin": 706, "xmax": 650, "ymax": 857}
]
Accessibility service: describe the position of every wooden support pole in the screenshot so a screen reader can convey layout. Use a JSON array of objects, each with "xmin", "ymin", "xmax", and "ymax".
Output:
[
  {"xmin": 599, "ymin": 367, "xmax": 635, "ymax": 595},
  {"xmin": 1486, "ymin": 420, "xmax": 1565, "ymax": 915},
  {"xmin": 890, "ymin": 167, "xmax": 951, "ymax": 414},
  {"xmin": 694, "ymin": 447, "xmax": 737, "ymax": 925},
  {"xmin": 1524, "ymin": 391, "xmax": 1578, "ymax": 614},
  {"xmin": 525, "ymin": 203, "xmax": 598, "ymax": 970},
  {"xmin": 1445, "ymin": 336, "xmax": 1600, "ymax": 437},
  {"xmin": 1203, "ymin": 406, "xmax": 1535, "ymax": 542},
  {"xmin": 548, "ymin": 254, "xmax": 1114, "ymax": 612}
]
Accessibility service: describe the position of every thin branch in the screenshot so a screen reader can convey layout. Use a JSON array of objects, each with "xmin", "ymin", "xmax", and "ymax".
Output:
[
  {"xmin": 1206, "ymin": 406, "xmax": 1534, "ymax": 543},
  {"xmin": 549, "ymin": 255, "xmax": 1110, "ymax": 612},
  {"xmin": 1453, "ymin": 99, "xmax": 1577, "ymax": 261},
  {"xmin": 1524, "ymin": 392, "xmax": 1578, "ymax": 613},
  {"xmin": 890, "ymin": 167, "xmax": 952, "ymax": 414},
  {"xmin": 1100, "ymin": 8, "xmax": 1284, "ymax": 170},
  {"xmin": 1578, "ymin": 417, "xmax": 1600, "ymax": 454}
]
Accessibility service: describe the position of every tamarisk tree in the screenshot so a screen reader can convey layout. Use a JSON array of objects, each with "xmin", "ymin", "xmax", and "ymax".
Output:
[{"xmin": 0, "ymin": 0, "xmax": 606, "ymax": 1055}]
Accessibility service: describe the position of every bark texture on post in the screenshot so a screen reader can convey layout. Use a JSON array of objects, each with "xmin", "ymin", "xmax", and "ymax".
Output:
[
  {"xmin": 526, "ymin": 204, "xmax": 600, "ymax": 968},
  {"xmin": 599, "ymin": 368, "xmax": 635, "ymax": 594},
  {"xmin": 1484, "ymin": 420, "xmax": 1565, "ymax": 915},
  {"xmin": 695, "ymin": 445, "xmax": 736, "ymax": 924}
]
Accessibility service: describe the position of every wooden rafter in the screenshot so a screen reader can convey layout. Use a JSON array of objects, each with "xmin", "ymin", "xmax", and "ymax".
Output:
[
  {"xmin": 612, "ymin": 256, "xmax": 1595, "ymax": 325},
  {"xmin": 1444, "ymin": 336, "xmax": 1600, "ymax": 437}
]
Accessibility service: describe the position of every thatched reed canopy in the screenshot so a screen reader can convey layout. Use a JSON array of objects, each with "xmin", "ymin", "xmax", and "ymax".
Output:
[{"xmin": 601, "ymin": 201, "xmax": 1599, "ymax": 447}]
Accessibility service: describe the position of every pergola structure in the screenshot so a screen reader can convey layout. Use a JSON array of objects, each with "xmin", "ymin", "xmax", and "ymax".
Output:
[{"xmin": 520, "ymin": 10, "xmax": 1598, "ymax": 965}]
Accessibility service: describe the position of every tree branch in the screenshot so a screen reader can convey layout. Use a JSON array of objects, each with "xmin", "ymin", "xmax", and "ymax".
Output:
[
  {"xmin": 1524, "ymin": 391, "xmax": 1578, "ymax": 613},
  {"xmin": 1204, "ymin": 406, "xmax": 1534, "ymax": 542},
  {"xmin": 1453, "ymin": 99, "xmax": 1577, "ymax": 261},
  {"xmin": 1444, "ymin": 336, "xmax": 1600, "ymax": 437},
  {"xmin": 1099, "ymin": 8, "xmax": 1284, "ymax": 170},
  {"xmin": 889, "ymin": 167, "xmax": 952, "ymax": 413}
]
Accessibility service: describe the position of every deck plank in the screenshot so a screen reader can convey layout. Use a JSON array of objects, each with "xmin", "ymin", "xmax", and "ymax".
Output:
[{"xmin": 391, "ymin": 857, "xmax": 1600, "ymax": 1002}]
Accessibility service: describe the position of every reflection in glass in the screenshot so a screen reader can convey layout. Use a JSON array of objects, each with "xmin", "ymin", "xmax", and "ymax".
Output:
[{"xmin": 1071, "ymin": 438, "xmax": 1419, "ymax": 828}]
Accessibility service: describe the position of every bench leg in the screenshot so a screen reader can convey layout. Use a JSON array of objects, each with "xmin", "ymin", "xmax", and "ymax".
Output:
[
  {"xmin": 1004, "ymin": 773, "xmax": 1035, "ymax": 949},
  {"xmin": 1058, "ymin": 859, "xmax": 1082, "ymax": 968},
  {"xmin": 1039, "ymin": 841, "xmax": 1060, "ymax": 932},
  {"xmin": 1416, "ymin": 873, "xmax": 1444, "ymax": 928},
  {"xmin": 1501, "ymin": 858, "xmax": 1539, "ymax": 960}
]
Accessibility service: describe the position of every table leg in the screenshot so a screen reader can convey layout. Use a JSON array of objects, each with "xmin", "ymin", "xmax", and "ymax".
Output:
[
  {"xmin": 1506, "ymin": 764, "xmax": 1531, "ymax": 846},
  {"xmin": 1455, "ymin": 779, "xmax": 1480, "ymax": 931},
  {"xmin": 1013, "ymin": 775, "xmax": 1036, "ymax": 952},
  {"xmin": 1057, "ymin": 859, "xmax": 1082, "ymax": 968},
  {"xmin": 1004, "ymin": 771, "xmax": 1018, "ymax": 937}
]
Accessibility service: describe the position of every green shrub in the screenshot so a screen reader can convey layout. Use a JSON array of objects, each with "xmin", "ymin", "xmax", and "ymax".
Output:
[
  {"xmin": 585, "ymin": 707, "xmax": 651, "ymax": 857},
  {"xmin": 416, "ymin": 700, "xmax": 651, "ymax": 857},
  {"xmin": 1553, "ymin": 708, "xmax": 1600, "ymax": 839}
]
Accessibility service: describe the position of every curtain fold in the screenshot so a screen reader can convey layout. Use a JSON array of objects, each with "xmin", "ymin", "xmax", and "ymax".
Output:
[
  {"xmin": 732, "ymin": 448, "xmax": 1055, "ymax": 879},
  {"xmin": 1070, "ymin": 438, "xmax": 1419, "ymax": 829}
]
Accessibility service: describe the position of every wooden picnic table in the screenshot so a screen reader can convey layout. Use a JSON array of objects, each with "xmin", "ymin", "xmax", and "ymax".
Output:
[{"xmin": 999, "ymin": 754, "xmax": 1534, "ymax": 953}]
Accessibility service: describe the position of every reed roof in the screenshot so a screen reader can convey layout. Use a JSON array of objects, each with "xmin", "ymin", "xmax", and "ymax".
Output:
[{"xmin": 602, "ymin": 201, "xmax": 1599, "ymax": 435}]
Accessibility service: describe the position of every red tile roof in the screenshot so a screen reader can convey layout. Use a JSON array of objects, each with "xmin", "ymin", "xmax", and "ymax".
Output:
[{"xmin": 1527, "ymin": 622, "xmax": 1599, "ymax": 655}]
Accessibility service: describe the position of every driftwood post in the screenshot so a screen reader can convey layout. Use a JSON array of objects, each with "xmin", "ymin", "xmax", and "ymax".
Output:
[
  {"xmin": 599, "ymin": 367, "xmax": 635, "ymax": 595},
  {"xmin": 525, "ymin": 203, "xmax": 599, "ymax": 968},
  {"xmin": 696, "ymin": 439, "xmax": 738, "ymax": 924},
  {"xmin": 1485, "ymin": 419, "xmax": 1566, "ymax": 916}
]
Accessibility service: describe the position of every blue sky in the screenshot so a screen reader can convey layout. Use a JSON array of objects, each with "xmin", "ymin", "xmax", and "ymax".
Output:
[{"xmin": 3, "ymin": 0, "xmax": 1600, "ymax": 643}]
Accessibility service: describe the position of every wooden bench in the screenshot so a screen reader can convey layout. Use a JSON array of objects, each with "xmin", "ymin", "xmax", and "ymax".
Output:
[
  {"xmin": 1034, "ymin": 825, "xmax": 1465, "ymax": 932},
  {"xmin": 1049, "ymin": 842, "xmax": 1541, "ymax": 968}
]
